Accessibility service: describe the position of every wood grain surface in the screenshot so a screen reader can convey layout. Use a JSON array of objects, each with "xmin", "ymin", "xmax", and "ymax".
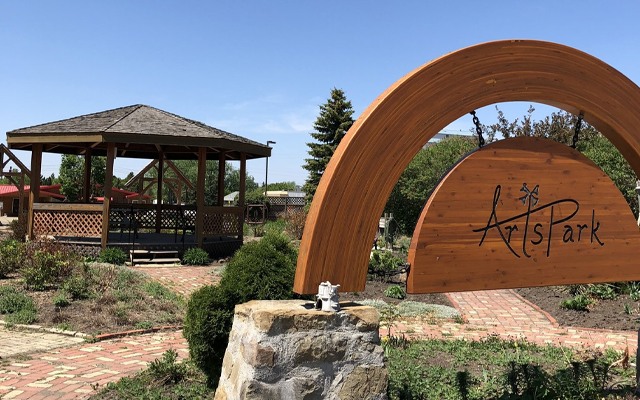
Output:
[
  {"xmin": 407, "ymin": 137, "xmax": 640, "ymax": 293},
  {"xmin": 293, "ymin": 40, "xmax": 640, "ymax": 294}
]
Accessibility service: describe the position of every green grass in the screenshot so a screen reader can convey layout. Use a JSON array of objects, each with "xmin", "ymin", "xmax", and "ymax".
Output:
[{"xmin": 386, "ymin": 335, "xmax": 636, "ymax": 399}]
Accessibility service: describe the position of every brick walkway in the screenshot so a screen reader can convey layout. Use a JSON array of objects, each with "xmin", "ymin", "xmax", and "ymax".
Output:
[
  {"xmin": 2, "ymin": 266, "xmax": 637, "ymax": 399},
  {"xmin": 0, "ymin": 330, "xmax": 187, "ymax": 399},
  {"xmin": 130, "ymin": 264, "xmax": 221, "ymax": 296},
  {"xmin": 390, "ymin": 289, "xmax": 638, "ymax": 353},
  {"xmin": 0, "ymin": 265, "xmax": 219, "ymax": 399}
]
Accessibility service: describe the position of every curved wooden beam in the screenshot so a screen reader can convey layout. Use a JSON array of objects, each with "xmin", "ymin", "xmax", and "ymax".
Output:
[{"xmin": 294, "ymin": 40, "xmax": 640, "ymax": 294}]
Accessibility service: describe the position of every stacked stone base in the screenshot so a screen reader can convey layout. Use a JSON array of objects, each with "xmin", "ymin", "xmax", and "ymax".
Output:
[{"xmin": 215, "ymin": 300, "xmax": 388, "ymax": 400}]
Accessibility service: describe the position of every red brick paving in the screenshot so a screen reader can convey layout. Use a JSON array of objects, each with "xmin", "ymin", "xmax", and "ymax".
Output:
[
  {"xmin": 2, "ymin": 266, "xmax": 637, "ymax": 399},
  {"xmin": 130, "ymin": 264, "xmax": 221, "ymax": 296},
  {"xmin": 390, "ymin": 289, "xmax": 637, "ymax": 354},
  {"xmin": 0, "ymin": 330, "xmax": 187, "ymax": 399}
]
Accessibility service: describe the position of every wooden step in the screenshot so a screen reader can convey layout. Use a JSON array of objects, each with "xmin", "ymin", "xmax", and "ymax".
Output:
[
  {"xmin": 133, "ymin": 257, "xmax": 182, "ymax": 265},
  {"xmin": 130, "ymin": 249, "xmax": 179, "ymax": 261}
]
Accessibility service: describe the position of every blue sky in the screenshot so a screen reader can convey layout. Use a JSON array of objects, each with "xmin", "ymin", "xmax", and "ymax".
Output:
[{"xmin": 2, "ymin": 1, "xmax": 640, "ymax": 186}]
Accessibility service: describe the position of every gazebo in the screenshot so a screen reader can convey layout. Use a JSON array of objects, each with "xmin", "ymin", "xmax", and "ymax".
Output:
[{"xmin": 6, "ymin": 104, "xmax": 270, "ymax": 256}]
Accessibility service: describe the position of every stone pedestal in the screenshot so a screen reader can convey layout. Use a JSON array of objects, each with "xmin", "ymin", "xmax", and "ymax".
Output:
[{"xmin": 215, "ymin": 300, "xmax": 388, "ymax": 400}]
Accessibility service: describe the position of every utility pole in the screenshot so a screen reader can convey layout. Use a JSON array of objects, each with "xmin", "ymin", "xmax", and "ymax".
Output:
[{"xmin": 264, "ymin": 140, "xmax": 276, "ymax": 197}]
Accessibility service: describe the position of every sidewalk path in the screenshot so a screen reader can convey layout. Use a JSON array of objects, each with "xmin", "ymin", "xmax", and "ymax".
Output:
[
  {"xmin": 391, "ymin": 289, "xmax": 637, "ymax": 353},
  {"xmin": 0, "ymin": 330, "xmax": 187, "ymax": 399},
  {"xmin": 130, "ymin": 264, "xmax": 221, "ymax": 296},
  {"xmin": 0, "ymin": 328, "xmax": 84, "ymax": 359}
]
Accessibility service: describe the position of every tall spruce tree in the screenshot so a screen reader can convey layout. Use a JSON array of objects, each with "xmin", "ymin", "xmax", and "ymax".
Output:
[{"xmin": 302, "ymin": 88, "xmax": 354, "ymax": 204}]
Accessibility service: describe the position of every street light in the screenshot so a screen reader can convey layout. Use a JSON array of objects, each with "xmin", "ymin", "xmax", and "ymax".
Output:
[{"xmin": 265, "ymin": 141, "xmax": 276, "ymax": 197}]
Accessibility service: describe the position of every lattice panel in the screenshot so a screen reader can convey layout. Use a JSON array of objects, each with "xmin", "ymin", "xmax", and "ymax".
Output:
[
  {"xmin": 136, "ymin": 209, "xmax": 157, "ymax": 228},
  {"xmin": 161, "ymin": 208, "xmax": 180, "ymax": 228},
  {"xmin": 203, "ymin": 211, "xmax": 241, "ymax": 236},
  {"xmin": 33, "ymin": 210, "xmax": 102, "ymax": 238},
  {"xmin": 182, "ymin": 209, "xmax": 197, "ymax": 227},
  {"xmin": 109, "ymin": 210, "xmax": 125, "ymax": 226},
  {"xmin": 268, "ymin": 197, "xmax": 305, "ymax": 206}
]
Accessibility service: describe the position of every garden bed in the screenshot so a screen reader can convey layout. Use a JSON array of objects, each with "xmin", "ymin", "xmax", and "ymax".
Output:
[{"xmin": 517, "ymin": 285, "xmax": 640, "ymax": 332}]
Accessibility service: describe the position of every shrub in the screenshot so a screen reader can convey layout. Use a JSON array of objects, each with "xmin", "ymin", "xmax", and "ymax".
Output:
[
  {"xmin": 284, "ymin": 209, "xmax": 306, "ymax": 240},
  {"xmin": 182, "ymin": 248, "xmax": 210, "ymax": 266},
  {"xmin": 0, "ymin": 239, "xmax": 24, "ymax": 277},
  {"xmin": 148, "ymin": 349, "xmax": 187, "ymax": 384},
  {"xmin": 21, "ymin": 241, "xmax": 77, "ymax": 291},
  {"xmin": 264, "ymin": 219, "xmax": 286, "ymax": 235},
  {"xmin": 183, "ymin": 285, "xmax": 235, "ymax": 387},
  {"xmin": 61, "ymin": 271, "xmax": 93, "ymax": 300},
  {"xmin": 53, "ymin": 292, "xmax": 71, "ymax": 307},
  {"xmin": 587, "ymin": 283, "xmax": 618, "ymax": 300},
  {"xmin": 221, "ymin": 233, "xmax": 298, "ymax": 303},
  {"xmin": 9, "ymin": 218, "xmax": 27, "ymax": 242},
  {"xmin": 184, "ymin": 233, "xmax": 299, "ymax": 387},
  {"xmin": 0, "ymin": 285, "xmax": 35, "ymax": 313},
  {"xmin": 99, "ymin": 247, "xmax": 128, "ymax": 265},
  {"xmin": 560, "ymin": 294, "xmax": 592, "ymax": 311},
  {"xmin": 384, "ymin": 285, "xmax": 406, "ymax": 300},
  {"xmin": 0, "ymin": 286, "xmax": 37, "ymax": 325},
  {"xmin": 369, "ymin": 250, "xmax": 404, "ymax": 278},
  {"xmin": 5, "ymin": 307, "xmax": 37, "ymax": 325}
]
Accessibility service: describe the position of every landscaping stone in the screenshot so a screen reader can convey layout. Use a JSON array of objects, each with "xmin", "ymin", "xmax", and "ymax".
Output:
[{"xmin": 215, "ymin": 300, "xmax": 388, "ymax": 400}]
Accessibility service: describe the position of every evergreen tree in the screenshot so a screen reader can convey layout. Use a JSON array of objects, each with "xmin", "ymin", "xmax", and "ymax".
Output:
[{"xmin": 302, "ymin": 88, "xmax": 354, "ymax": 204}]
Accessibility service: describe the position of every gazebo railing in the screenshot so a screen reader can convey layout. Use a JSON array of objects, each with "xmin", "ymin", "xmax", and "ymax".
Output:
[
  {"xmin": 31, "ymin": 202, "xmax": 244, "ymax": 242},
  {"xmin": 108, "ymin": 203, "xmax": 244, "ymax": 239},
  {"xmin": 109, "ymin": 204, "xmax": 198, "ymax": 232},
  {"xmin": 32, "ymin": 203, "xmax": 103, "ymax": 238},
  {"xmin": 202, "ymin": 206, "xmax": 244, "ymax": 239}
]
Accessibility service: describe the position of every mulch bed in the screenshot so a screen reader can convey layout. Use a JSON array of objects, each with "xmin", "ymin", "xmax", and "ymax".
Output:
[
  {"xmin": 342, "ymin": 277, "xmax": 640, "ymax": 333},
  {"xmin": 517, "ymin": 286, "xmax": 640, "ymax": 332},
  {"xmin": 341, "ymin": 278, "xmax": 452, "ymax": 307}
]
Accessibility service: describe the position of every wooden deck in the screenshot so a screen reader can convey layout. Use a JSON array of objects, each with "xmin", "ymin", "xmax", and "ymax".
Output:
[{"xmin": 55, "ymin": 232, "xmax": 242, "ymax": 258}]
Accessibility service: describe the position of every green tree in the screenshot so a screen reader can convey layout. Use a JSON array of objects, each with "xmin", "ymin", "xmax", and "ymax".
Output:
[
  {"xmin": 302, "ymin": 88, "xmax": 354, "ymax": 204},
  {"xmin": 482, "ymin": 107, "xmax": 638, "ymax": 215},
  {"xmin": 160, "ymin": 160, "xmax": 257, "ymax": 204},
  {"xmin": 59, "ymin": 155, "xmax": 84, "ymax": 201},
  {"xmin": 385, "ymin": 136, "xmax": 477, "ymax": 233},
  {"xmin": 59, "ymin": 155, "xmax": 107, "ymax": 201}
]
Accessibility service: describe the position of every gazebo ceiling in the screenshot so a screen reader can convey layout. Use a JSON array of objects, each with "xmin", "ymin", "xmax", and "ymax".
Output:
[{"xmin": 6, "ymin": 104, "xmax": 271, "ymax": 160}]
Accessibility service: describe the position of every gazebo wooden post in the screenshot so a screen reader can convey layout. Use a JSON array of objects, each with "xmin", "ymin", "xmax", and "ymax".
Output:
[
  {"xmin": 196, "ymin": 147, "xmax": 207, "ymax": 247},
  {"xmin": 100, "ymin": 143, "xmax": 115, "ymax": 248},
  {"xmin": 155, "ymin": 151, "xmax": 164, "ymax": 233},
  {"xmin": 217, "ymin": 153, "xmax": 226, "ymax": 206},
  {"xmin": 238, "ymin": 153, "xmax": 246, "ymax": 240},
  {"xmin": 83, "ymin": 148, "xmax": 92, "ymax": 203},
  {"xmin": 17, "ymin": 173, "xmax": 25, "ymax": 224},
  {"xmin": 27, "ymin": 144, "xmax": 42, "ymax": 240}
]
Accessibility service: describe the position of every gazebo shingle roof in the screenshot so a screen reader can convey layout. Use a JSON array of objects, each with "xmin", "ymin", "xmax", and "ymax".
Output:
[{"xmin": 7, "ymin": 104, "xmax": 270, "ymax": 160}]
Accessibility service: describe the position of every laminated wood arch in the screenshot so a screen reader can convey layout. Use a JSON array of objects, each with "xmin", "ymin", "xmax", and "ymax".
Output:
[{"xmin": 293, "ymin": 40, "xmax": 640, "ymax": 294}]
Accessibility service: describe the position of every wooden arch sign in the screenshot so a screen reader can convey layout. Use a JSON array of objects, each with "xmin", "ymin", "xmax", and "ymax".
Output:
[
  {"xmin": 407, "ymin": 136, "xmax": 640, "ymax": 293},
  {"xmin": 293, "ymin": 40, "xmax": 640, "ymax": 294}
]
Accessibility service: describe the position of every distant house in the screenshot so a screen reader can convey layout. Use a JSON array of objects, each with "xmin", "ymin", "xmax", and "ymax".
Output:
[
  {"xmin": 224, "ymin": 191, "xmax": 239, "ymax": 206},
  {"xmin": 0, "ymin": 184, "xmax": 65, "ymax": 217}
]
